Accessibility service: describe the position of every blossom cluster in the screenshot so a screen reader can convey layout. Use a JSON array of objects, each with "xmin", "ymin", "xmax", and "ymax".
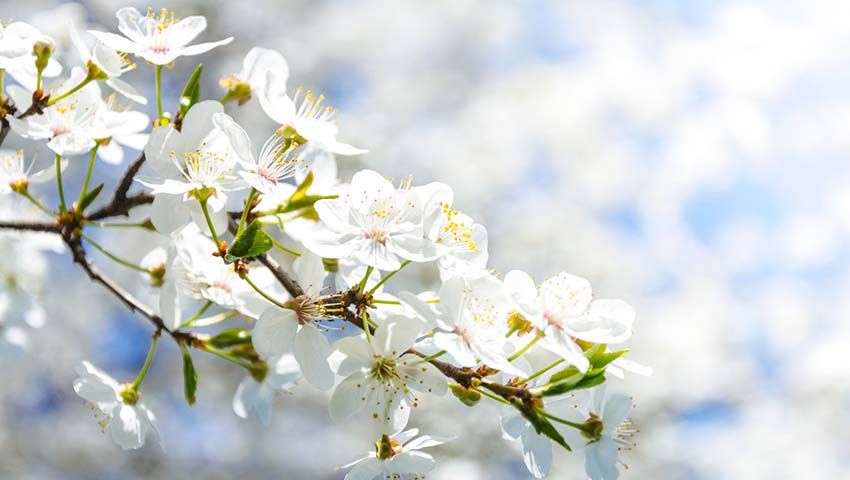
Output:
[{"xmin": 0, "ymin": 6, "xmax": 650, "ymax": 479}]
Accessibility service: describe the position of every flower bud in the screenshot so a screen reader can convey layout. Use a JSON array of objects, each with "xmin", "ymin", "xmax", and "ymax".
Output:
[{"xmin": 32, "ymin": 37, "xmax": 55, "ymax": 73}]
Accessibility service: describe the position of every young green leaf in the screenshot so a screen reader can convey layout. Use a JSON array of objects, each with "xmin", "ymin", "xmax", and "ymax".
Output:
[
  {"xmin": 207, "ymin": 328, "xmax": 252, "ymax": 348},
  {"xmin": 225, "ymin": 220, "xmax": 273, "ymax": 262},
  {"xmin": 179, "ymin": 344, "xmax": 198, "ymax": 405},
  {"xmin": 78, "ymin": 183, "xmax": 104, "ymax": 211},
  {"xmin": 178, "ymin": 64, "xmax": 203, "ymax": 116}
]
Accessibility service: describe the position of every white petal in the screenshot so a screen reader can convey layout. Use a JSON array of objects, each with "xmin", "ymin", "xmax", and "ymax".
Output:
[
  {"xmin": 88, "ymin": 30, "xmax": 140, "ymax": 53},
  {"xmin": 520, "ymin": 427, "xmax": 553, "ymax": 479},
  {"xmin": 106, "ymin": 77, "xmax": 147, "ymax": 104},
  {"xmin": 330, "ymin": 335, "xmax": 372, "ymax": 376},
  {"xmin": 602, "ymin": 394, "xmax": 632, "ymax": 435},
  {"xmin": 567, "ymin": 300, "xmax": 635, "ymax": 344},
  {"xmin": 433, "ymin": 331, "xmax": 476, "ymax": 367},
  {"xmin": 251, "ymin": 307, "xmax": 298, "ymax": 359},
  {"xmin": 178, "ymin": 37, "xmax": 234, "ymax": 56},
  {"xmin": 585, "ymin": 438, "xmax": 619, "ymax": 480},
  {"xmin": 149, "ymin": 193, "xmax": 191, "ymax": 234},
  {"xmin": 541, "ymin": 326, "xmax": 590, "ymax": 373},
  {"xmin": 232, "ymin": 376, "xmax": 273, "ymax": 425},
  {"xmin": 329, "ymin": 371, "xmax": 370, "ymax": 420},
  {"xmin": 110, "ymin": 404, "xmax": 144, "ymax": 450},
  {"xmin": 293, "ymin": 251, "xmax": 325, "ymax": 298},
  {"xmin": 404, "ymin": 434, "xmax": 450, "ymax": 451},
  {"xmin": 213, "ymin": 112, "xmax": 254, "ymax": 167},
  {"xmin": 293, "ymin": 325, "xmax": 334, "ymax": 390},
  {"xmin": 386, "ymin": 450, "xmax": 434, "ymax": 475},
  {"xmin": 344, "ymin": 457, "xmax": 383, "ymax": 480},
  {"xmin": 373, "ymin": 316, "xmax": 422, "ymax": 359}
]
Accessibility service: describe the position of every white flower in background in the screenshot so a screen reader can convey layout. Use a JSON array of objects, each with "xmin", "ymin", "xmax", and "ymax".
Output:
[
  {"xmin": 93, "ymin": 95, "xmax": 149, "ymax": 165},
  {"xmin": 138, "ymin": 100, "xmax": 243, "ymax": 234},
  {"xmin": 606, "ymin": 356, "xmax": 653, "ymax": 379},
  {"xmin": 301, "ymin": 169, "xmax": 437, "ymax": 271},
  {"xmin": 401, "ymin": 275, "xmax": 527, "ymax": 377},
  {"xmin": 0, "ymin": 22, "xmax": 61, "ymax": 89},
  {"xmin": 415, "ymin": 182, "xmax": 489, "ymax": 280},
  {"xmin": 70, "ymin": 28, "xmax": 146, "ymax": 104},
  {"xmin": 89, "ymin": 7, "xmax": 233, "ymax": 66},
  {"xmin": 504, "ymin": 270, "xmax": 634, "ymax": 373},
  {"xmin": 159, "ymin": 224, "xmax": 276, "ymax": 329},
  {"xmin": 341, "ymin": 428, "xmax": 449, "ymax": 480},
  {"xmin": 220, "ymin": 47, "xmax": 289, "ymax": 104},
  {"xmin": 259, "ymin": 78, "xmax": 366, "ymax": 155},
  {"xmin": 500, "ymin": 406, "xmax": 554, "ymax": 478},
  {"xmin": 329, "ymin": 316, "xmax": 446, "ymax": 434},
  {"xmin": 232, "ymin": 354, "xmax": 300, "ymax": 425},
  {"xmin": 0, "ymin": 149, "xmax": 61, "ymax": 194},
  {"xmin": 0, "ymin": 326, "xmax": 29, "ymax": 360},
  {"xmin": 7, "ymin": 67, "xmax": 100, "ymax": 156},
  {"xmin": 563, "ymin": 387, "xmax": 636, "ymax": 480},
  {"xmin": 213, "ymin": 112, "xmax": 302, "ymax": 195},
  {"xmin": 72, "ymin": 361, "xmax": 160, "ymax": 450},
  {"xmin": 252, "ymin": 252, "xmax": 336, "ymax": 390}
]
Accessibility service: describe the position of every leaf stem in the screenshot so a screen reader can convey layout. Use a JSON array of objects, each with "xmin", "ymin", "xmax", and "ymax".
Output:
[
  {"xmin": 243, "ymin": 274, "xmax": 288, "ymax": 309},
  {"xmin": 79, "ymin": 231, "xmax": 153, "ymax": 274},
  {"xmin": 47, "ymin": 75, "xmax": 93, "ymax": 106},
  {"xmin": 270, "ymin": 237, "xmax": 301, "ymax": 256},
  {"xmin": 55, "ymin": 154, "xmax": 66, "ymax": 212},
  {"xmin": 519, "ymin": 359, "xmax": 564, "ymax": 385},
  {"xmin": 77, "ymin": 144, "xmax": 99, "ymax": 208},
  {"xmin": 237, "ymin": 187, "xmax": 257, "ymax": 236},
  {"xmin": 130, "ymin": 332, "xmax": 160, "ymax": 390},
  {"xmin": 507, "ymin": 332, "xmax": 543, "ymax": 362},
  {"xmin": 368, "ymin": 260, "xmax": 410, "ymax": 294},
  {"xmin": 154, "ymin": 64, "xmax": 164, "ymax": 122},
  {"xmin": 180, "ymin": 300, "xmax": 214, "ymax": 329}
]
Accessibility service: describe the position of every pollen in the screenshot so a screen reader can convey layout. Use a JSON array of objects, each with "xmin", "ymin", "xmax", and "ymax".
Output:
[
  {"xmin": 437, "ymin": 203, "xmax": 477, "ymax": 252},
  {"xmin": 147, "ymin": 7, "xmax": 178, "ymax": 32}
]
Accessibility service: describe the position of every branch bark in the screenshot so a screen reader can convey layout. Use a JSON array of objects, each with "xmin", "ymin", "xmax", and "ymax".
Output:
[
  {"xmin": 0, "ymin": 220, "xmax": 61, "ymax": 233},
  {"xmin": 86, "ymin": 153, "xmax": 153, "ymax": 221}
]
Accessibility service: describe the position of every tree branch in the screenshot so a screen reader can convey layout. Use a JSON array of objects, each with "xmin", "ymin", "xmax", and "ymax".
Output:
[
  {"xmin": 0, "ymin": 220, "xmax": 61, "ymax": 233},
  {"xmin": 86, "ymin": 153, "xmax": 153, "ymax": 221},
  {"xmin": 257, "ymin": 253, "xmax": 304, "ymax": 297}
]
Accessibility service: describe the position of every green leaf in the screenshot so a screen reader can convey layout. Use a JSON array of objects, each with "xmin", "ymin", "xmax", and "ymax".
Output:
[
  {"xmin": 515, "ymin": 400, "xmax": 571, "ymax": 451},
  {"xmin": 179, "ymin": 344, "xmax": 198, "ymax": 405},
  {"xmin": 589, "ymin": 347, "xmax": 629, "ymax": 371},
  {"xmin": 207, "ymin": 328, "xmax": 251, "ymax": 348},
  {"xmin": 225, "ymin": 220, "xmax": 272, "ymax": 262},
  {"xmin": 178, "ymin": 64, "xmax": 203, "ymax": 116},
  {"xmin": 78, "ymin": 183, "xmax": 104, "ymax": 211},
  {"xmin": 449, "ymin": 383, "xmax": 482, "ymax": 406}
]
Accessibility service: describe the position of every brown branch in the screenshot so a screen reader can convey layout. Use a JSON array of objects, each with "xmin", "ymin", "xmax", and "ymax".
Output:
[
  {"xmin": 63, "ymin": 230, "xmax": 194, "ymax": 344},
  {"xmin": 86, "ymin": 153, "xmax": 153, "ymax": 221},
  {"xmin": 0, "ymin": 119, "xmax": 9, "ymax": 149},
  {"xmin": 0, "ymin": 220, "xmax": 61, "ymax": 233},
  {"xmin": 257, "ymin": 254, "xmax": 304, "ymax": 297}
]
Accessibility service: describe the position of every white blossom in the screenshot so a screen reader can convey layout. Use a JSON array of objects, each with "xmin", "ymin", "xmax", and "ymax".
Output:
[
  {"xmin": 341, "ymin": 428, "xmax": 450, "ymax": 480},
  {"xmin": 232, "ymin": 354, "xmax": 300, "ymax": 425},
  {"xmin": 89, "ymin": 7, "xmax": 233, "ymax": 66}
]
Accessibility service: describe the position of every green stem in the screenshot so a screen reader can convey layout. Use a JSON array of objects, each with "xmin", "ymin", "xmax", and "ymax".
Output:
[
  {"xmin": 519, "ymin": 359, "xmax": 564, "ymax": 385},
  {"xmin": 368, "ymin": 260, "xmax": 410, "ymax": 294},
  {"xmin": 201, "ymin": 344, "xmax": 254, "ymax": 370},
  {"xmin": 357, "ymin": 266, "xmax": 374, "ymax": 294},
  {"xmin": 540, "ymin": 410, "xmax": 589, "ymax": 432},
  {"xmin": 237, "ymin": 188, "xmax": 257, "ymax": 236},
  {"xmin": 473, "ymin": 387, "xmax": 511, "ymax": 406},
  {"xmin": 90, "ymin": 221, "xmax": 153, "ymax": 229},
  {"xmin": 154, "ymin": 65, "xmax": 164, "ymax": 122},
  {"xmin": 507, "ymin": 332, "xmax": 543, "ymax": 362},
  {"xmin": 198, "ymin": 198, "xmax": 220, "ymax": 245},
  {"xmin": 416, "ymin": 350, "xmax": 447, "ymax": 363},
  {"xmin": 16, "ymin": 190, "xmax": 54, "ymax": 217},
  {"xmin": 80, "ymin": 231, "xmax": 153, "ymax": 273},
  {"xmin": 130, "ymin": 333, "xmax": 160, "ymax": 390},
  {"xmin": 54, "ymin": 154, "xmax": 66, "ymax": 212},
  {"xmin": 372, "ymin": 298, "xmax": 401, "ymax": 305},
  {"xmin": 47, "ymin": 75, "xmax": 93, "ymax": 106},
  {"xmin": 270, "ymin": 237, "xmax": 301, "ymax": 256},
  {"xmin": 77, "ymin": 144, "xmax": 99, "ymax": 209},
  {"xmin": 35, "ymin": 69, "xmax": 42, "ymax": 93},
  {"xmin": 180, "ymin": 300, "xmax": 214, "ymax": 329},
  {"xmin": 243, "ymin": 275, "xmax": 288, "ymax": 309}
]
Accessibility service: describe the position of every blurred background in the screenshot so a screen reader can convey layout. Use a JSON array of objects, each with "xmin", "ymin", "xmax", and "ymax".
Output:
[{"xmin": 2, "ymin": 0, "xmax": 850, "ymax": 478}]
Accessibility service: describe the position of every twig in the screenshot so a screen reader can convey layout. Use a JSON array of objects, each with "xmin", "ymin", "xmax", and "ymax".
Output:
[
  {"xmin": 256, "ymin": 253, "xmax": 304, "ymax": 297},
  {"xmin": 0, "ymin": 220, "xmax": 61, "ymax": 233},
  {"xmin": 86, "ymin": 153, "xmax": 152, "ymax": 221}
]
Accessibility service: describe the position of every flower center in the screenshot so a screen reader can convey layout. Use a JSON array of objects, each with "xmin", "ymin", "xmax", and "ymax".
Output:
[{"xmin": 363, "ymin": 228, "xmax": 388, "ymax": 246}]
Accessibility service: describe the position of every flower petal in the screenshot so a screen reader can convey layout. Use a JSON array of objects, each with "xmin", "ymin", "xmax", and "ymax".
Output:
[
  {"xmin": 252, "ymin": 307, "xmax": 298, "ymax": 359},
  {"xmin": 293, "ymin": 325, "xmax": 334, "ymax": 391}
]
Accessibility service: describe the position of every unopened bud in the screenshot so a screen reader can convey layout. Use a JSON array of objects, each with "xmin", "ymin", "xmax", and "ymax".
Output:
[{"xmin": 33, "ymin": 38, "xmax": 55, "ymax": 72}]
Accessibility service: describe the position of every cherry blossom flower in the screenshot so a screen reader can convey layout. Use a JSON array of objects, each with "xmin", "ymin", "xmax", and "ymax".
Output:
[
  {"xmin": 220, "ymin": 47, "xmax": 288, "ymax": 105},
  {"xmin": 504, "ymin": 270, "xmax": 635, "ymax": 373},
  {"xmin": 415, "ymin": 181, "xmax": 489, "ymax": 280},
  {"xmin": 72, "ymin": 361, "xmax": 160, "ymax": 450},
  {"xmin": 89, "ymin": 7, "xmax": 233, "ymax": 66},
  {"xmin": 0, "ymin": 149, "xmax": 62, "ymax": 194},
  {"xmin": 329, "ymin": 316, "xmax": 446, "ymax": 434},
  {"xmin": 300, "ymin": 169, "xmax": 438, "ymax": 271},
  {"xmin": 92, "ymin": 95, "xmax": 149, "ymax": 165},
  {"xmin": 0, "ymin": 21, "xmax": 61, "ymax": 89},
  {"xmin": 70, "ymin": 28, "xmax": 145, "ymax": 104},
  {"xmin": 138, "ymin": 101, "xmax": 244, "ymax": 234},
  {"xmin": 8, "ymin": 67, "xmax": 100, "ymax": 156},
  {"xmin": 258, "ymin": 77, "xmax": 366, "ymax": 155},
  {"xmin": 400, "ymin": 275, "xmax": 527, "ymax": 377},
  {"xmin": 341, "ymin": 428, "xmax": 450, "ymax": 480},
  {"xmin": 251, "ymin": 252, "xmax": 337, "ymax": 390},
  {"xmin": 213, "ymin": 112, "xmax": 302, "ymax": 195},
  {"xmin": 232, "ymin": 354, "xmax": 300, "ymax": 425}
]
